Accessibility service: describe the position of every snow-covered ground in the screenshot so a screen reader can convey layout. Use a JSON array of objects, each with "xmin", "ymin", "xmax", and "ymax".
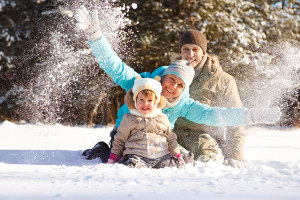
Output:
[{"xmin": 0, "ymin": 121, "xmax": 300, "ymax": 200}]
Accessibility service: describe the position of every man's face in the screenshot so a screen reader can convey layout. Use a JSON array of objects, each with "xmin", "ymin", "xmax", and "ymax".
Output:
[
  {"xmin": 180, "ymin": 44, "xmax": 204, "ymax": 68},
  {"xmin": 161, "ymin": 74, "xmax": 185, "ymax": 99}
]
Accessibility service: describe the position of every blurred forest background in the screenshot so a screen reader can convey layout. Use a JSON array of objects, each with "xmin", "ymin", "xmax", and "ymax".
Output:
[{"xmin": 0, "ymin": 0, "xmax": 300, "ymax": 126}]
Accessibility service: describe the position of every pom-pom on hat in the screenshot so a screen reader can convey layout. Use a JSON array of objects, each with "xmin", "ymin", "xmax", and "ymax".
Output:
[
  {"xmin": 162, "ymin": 60, "xmax": 195, "ymax": 87},
  {"xmin": 132, "ymin": 75, "xmax": 162, "ymax": 102}
]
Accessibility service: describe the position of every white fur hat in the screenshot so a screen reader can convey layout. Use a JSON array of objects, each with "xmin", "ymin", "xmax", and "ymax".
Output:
[{"xmin": 132, "ymin": 75, "xmax": 162, "ymax": 102}]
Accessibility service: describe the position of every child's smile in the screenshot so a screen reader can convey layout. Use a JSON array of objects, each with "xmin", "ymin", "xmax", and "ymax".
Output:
[{"xmin": 136, "ymin": 92, "xmax": 156, "ymax": 115}]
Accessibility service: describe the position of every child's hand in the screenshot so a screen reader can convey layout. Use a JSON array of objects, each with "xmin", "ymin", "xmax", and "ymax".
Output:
[
  {"xmin": 107, "ymin": 153, "xmax": 121, "ymax": 164},
  {"xmin": 74, "ymin": 5, "xmax": 102, "ymax": 41},
  {"xmin": 176, "ymin": 153, "xmax": 186, "ymax": 166}
]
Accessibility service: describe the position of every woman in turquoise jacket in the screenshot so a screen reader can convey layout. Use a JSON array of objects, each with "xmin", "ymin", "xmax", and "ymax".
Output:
[
  {"xmin": 74, "ymin": 6, "xmax": 281, "ymax": 161},
  {"xmin": 89, "ymin": 36, "xmax": 248, "ymax": 128}
]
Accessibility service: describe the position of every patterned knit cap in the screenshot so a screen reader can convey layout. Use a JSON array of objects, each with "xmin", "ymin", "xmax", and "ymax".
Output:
[{"xmin": 162, "ymin": 60, "xmax": 195, "ymax": 87}]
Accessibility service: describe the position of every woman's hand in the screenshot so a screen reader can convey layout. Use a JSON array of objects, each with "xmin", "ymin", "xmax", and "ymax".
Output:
[{"xmin": 74, "ymin": 5, "xmax": 102, "ymax": 41}]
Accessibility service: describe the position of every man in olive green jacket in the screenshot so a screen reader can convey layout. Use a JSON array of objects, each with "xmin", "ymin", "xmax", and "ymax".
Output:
[{"xmin": 173, "ymin": 30, "xmax": 246, "ymax": 168}]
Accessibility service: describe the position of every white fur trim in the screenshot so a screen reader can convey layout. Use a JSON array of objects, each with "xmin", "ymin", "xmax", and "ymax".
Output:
[
  {"xmin": 129, "ymin": 108, "xmax": 162, "ymax": 118},
  {"xmin": 164, "ymin": 92, "xmax": 183, "ymax": 109},
  {"xmin": 132, "ymin": 77, "xmax": 162, "ymax": 102}
]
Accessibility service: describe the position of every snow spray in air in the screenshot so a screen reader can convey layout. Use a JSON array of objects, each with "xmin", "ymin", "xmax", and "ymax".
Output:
[
  {"xmin": 239, "ymin": 41, "xmax": 300, "ymax": 124},
  {"xmin": 19, "ymin": 0, "xmax": 136, "ymax": 124}
]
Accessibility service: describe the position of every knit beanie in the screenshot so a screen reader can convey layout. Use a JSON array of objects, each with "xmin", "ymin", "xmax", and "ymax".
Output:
[
  {"xmin": 162, "ymin": 60, "xmax": 195, "ymax": 87},
  {"xmin": 179, "ymin": 30, "xmax": 207, "ymax": 54},
  {"xmin": 132, "ymin": 76, "xmax": 162, "ymax": 103}
]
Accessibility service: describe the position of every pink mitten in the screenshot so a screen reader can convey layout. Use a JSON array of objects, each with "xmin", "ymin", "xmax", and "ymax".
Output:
[
  {"xmin": 176, "ymin": 153, "xmax": 186, "ymax": 165},
  {"xmin": 107, "ymin": 153, "xmax": 121, "ymax": 164}
]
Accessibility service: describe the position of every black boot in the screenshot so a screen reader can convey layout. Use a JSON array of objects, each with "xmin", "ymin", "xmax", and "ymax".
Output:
[{"xmin": 82, "ymin": 141, "xmax": 111, "ymax": 163}]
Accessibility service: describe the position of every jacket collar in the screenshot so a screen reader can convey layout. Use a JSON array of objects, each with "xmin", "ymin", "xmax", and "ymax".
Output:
[
  {"xmin": 164, "ymin": 92, "xmax": 183, "ymax": 109},
  {"xmin": 194, "ymin": 54, "xmax": 223, "ymax": 78}
]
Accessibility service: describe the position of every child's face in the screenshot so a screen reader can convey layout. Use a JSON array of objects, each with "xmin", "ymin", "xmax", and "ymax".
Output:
[{"xmin": 136, "ymin": 92, "xmax": 156, "ymax": 115}]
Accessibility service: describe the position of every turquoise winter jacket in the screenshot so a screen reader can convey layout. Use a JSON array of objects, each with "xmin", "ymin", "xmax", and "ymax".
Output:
[{"xmin": 88, "ymin": 36, "xmax": 247, "ymax": 128}]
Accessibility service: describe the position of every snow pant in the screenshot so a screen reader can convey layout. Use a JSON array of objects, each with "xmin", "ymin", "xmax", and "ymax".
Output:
[
  {"xmin": 118, "ymin": 154, "xmax": 184, "ymax": 169},
  {"xmin": 109, "ymin": 126, "xmax": 118, "ymax": 148},
  {"xmin": 174, "ymin": 128, "xmax": 224, "ymax": 164},
  {"xmin": 110, "ymin": 126, "xmax": 194, "ymax": 164},
  {"xmin": 83, "ymin": 126, "xmax": 196, "ymax": 165}
]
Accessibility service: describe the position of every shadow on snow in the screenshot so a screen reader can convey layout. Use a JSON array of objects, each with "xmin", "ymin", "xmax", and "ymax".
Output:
[{"xmin": 0, "ymin": 150, "xmax": 102, "ymax": 166}]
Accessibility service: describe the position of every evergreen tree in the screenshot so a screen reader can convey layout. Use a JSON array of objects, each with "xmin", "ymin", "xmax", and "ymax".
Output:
[
  {"xmin": 1, "ymin": 0, "xmax": 116, "ymax": 125},
  {"xmin": 1, "ymin": 0, "xmax": 299, "ymax": 125},
  {"xmin": 117, "ymin": 0, "xmax": 300, "ymax": 125}
]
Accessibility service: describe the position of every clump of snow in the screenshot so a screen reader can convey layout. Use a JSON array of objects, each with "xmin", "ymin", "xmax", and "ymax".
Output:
[
  {"xmin": 131, "ymin": 3, "xmax": 137, "ymax": 9},
  {"xmin": 0, "ymin": 121, "xmax": 300, "ymax": 199},
  {"xmin": 239, "ymin": 41, "xmax": 300, "ymax": 109}
]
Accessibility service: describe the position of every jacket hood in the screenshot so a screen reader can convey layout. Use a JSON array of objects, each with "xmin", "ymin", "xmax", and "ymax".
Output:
[
  {"xmin": 196, "ymin": 54, "xmax": 223, "ymax": 77},
  {"xmin": 124, "ymin": 89, "xmax": 167, "ymax": 110}
]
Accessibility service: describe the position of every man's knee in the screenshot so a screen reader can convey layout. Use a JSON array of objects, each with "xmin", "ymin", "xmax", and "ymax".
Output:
[
  {"xmin": 174, "ymin": 130, "xmax": 224, "ymax": 164},
  {"xmin": 174, "ymin": 129, "xmax": 199, "ymax": 152},
  {"xmin": 195, "ymin": 134, "xmax": 224, "ymax": 164}
]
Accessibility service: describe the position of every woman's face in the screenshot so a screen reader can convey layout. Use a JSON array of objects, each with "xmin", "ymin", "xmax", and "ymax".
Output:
[
  {"xmin": 161, "ymin": 74, "xmax": 185, "ymax": 99},
  {"xmin": 180, "ymin": 44, "xmax": 204, "ymax": 68}
]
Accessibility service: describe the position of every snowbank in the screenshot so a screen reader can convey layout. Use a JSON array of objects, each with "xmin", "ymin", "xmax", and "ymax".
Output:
[{"xmin": 0, "ymin": 121, "xmax": 300, "ymax": 200}]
